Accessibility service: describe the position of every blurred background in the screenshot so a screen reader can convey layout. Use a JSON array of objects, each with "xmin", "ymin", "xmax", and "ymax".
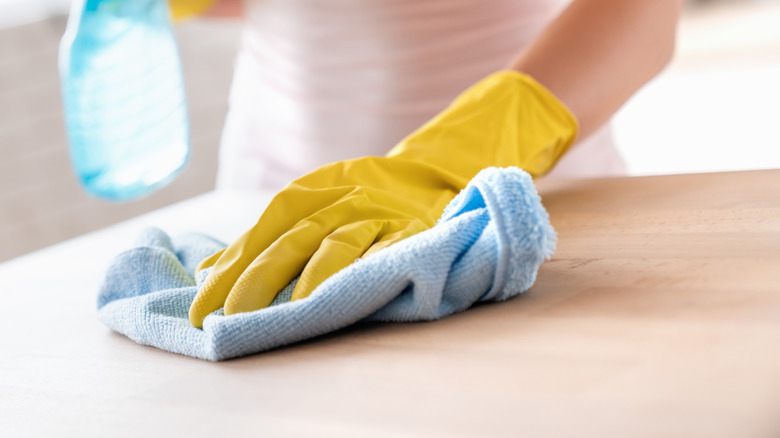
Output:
[{"xmin": 1, "ymin": 0, "xmax": 779, "ymax": 262}]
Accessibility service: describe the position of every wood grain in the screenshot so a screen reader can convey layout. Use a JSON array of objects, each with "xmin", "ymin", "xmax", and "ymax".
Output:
[{"xmin": 1, "ymin": 170, "xmax": 779, "ymax": 437}]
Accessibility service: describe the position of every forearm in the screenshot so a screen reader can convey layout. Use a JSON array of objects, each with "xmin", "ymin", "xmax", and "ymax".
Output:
[{"xmin": 510, "ymin": 0, "xmax": 683, "ymax": 141}]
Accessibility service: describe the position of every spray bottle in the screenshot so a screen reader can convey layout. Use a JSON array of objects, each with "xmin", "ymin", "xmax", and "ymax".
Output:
[{"xmin": 59, "ymin": 0, "xmax": 189, "ymax": 201}]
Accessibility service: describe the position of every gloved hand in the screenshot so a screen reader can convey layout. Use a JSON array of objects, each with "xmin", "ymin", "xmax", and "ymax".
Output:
[{"xmin": 188, "ymin": 70, "xmax": 578, "ymax": 328}]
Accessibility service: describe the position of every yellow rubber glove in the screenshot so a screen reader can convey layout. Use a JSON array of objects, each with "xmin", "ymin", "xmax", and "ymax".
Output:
[
  {"xmin": 188, "ymin": 71, "xmax": 578, "ymax": 328},
  {"xmin": 168, "ymin": 0, "xmax": 218, "ymax": 20}
]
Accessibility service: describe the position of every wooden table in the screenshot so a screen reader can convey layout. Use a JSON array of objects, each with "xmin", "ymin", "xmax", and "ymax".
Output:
[{"xmin": 2, "ymin": 170, "xmax": 779, "ymax": 437}]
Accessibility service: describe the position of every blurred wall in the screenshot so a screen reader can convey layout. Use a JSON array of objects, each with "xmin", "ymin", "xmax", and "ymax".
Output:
[
  {"xmin": 0, "ymin": 15, "xmax": 238, "ymax": 262},
  {"xmin": 0, "ymin": 0, "xmax": 70, "ymax": 29},
  {"xmin": 613, "ymin": 0, "xmax": 780, "ymax": 176}
]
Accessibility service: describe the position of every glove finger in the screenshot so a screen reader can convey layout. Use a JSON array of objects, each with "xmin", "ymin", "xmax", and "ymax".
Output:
[
  {"xmin": 190, "ymin": 185, "xmax": 435, "ymax": 327},
  {"xmin": 195, "ymin": 248, "xmax": 225, "ymax": 274},
  {"xmin": 188, "ymin": 185, "xmax": 355, "ymax": 328},
  {"xmin": 221, "ymin": 197, "xmax": 420, "ymax": 316},
  {"xmin": 222, "ymin": 216, "xmax": 356, "ymax": 315},
  {"xmin": 290, "ymin": 220, "xmax": 385, "ymax": 302},
  {"xmin": 362, "ymin": 218, "xmax": 429, "ymax": 259}
]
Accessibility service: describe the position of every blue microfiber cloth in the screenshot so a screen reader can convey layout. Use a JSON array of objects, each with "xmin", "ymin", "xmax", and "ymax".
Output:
[{"xmin": 96, "ymin": 167, "xmax": 556, "ymax": 361}]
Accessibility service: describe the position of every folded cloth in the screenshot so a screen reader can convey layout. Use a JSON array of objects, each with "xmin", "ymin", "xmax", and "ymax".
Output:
[{"xmin": 96, "ymin": 167, "xmax": 556, "ymax": 360}]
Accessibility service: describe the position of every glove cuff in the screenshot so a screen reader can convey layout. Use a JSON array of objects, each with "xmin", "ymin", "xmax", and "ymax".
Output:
[{"xmin": 388, "ymin": 70, "xmax": 579, "ymax": 180}]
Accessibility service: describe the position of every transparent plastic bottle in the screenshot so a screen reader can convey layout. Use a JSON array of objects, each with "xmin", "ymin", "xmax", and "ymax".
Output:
[{"xmin": 59, "ymin": 0, "xmax": 189, "ymax": 201}]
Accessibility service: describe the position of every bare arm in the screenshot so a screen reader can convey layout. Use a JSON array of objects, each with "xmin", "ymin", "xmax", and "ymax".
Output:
[{"xmin": 511, "ymin": 0, "xmax": 683, "ymax": 142}]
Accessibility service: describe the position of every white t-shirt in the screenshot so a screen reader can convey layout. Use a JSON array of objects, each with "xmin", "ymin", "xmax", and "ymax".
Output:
[{"xmin": 217, "ymin": 0, "xmax": 625, "ymax": 190}]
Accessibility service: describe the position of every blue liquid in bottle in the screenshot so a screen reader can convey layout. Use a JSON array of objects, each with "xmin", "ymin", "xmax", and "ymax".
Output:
[{"xmin": 59, "ymin": 0, "xmax": 189, "ymax": 201}]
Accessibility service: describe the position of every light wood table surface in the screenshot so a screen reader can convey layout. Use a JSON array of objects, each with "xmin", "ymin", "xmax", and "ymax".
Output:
[{"xmin": 2, "ymin": 170, "xmax": 779, "ymax": 437}]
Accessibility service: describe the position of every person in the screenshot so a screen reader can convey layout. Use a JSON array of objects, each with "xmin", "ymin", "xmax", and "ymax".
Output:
[{"xmin": 170, "ymin": 0, "xmax": 683, "ymax": 327}]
